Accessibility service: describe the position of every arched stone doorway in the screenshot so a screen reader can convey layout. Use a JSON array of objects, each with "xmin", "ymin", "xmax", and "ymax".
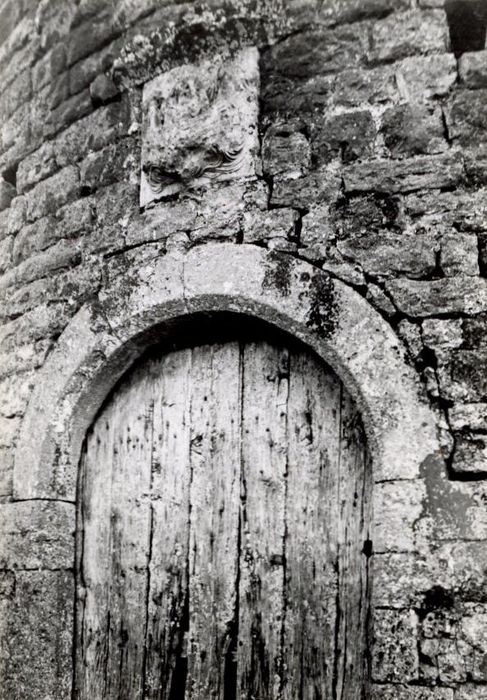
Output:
[{"xmin": 74, "ymin": 320, "xmax": 371, "ymax": 699}]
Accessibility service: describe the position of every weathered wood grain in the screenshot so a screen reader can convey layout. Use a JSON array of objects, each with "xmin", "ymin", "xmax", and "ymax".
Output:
[
  {"xmin": 186, "ymin": 343, "xmax": 242, "ymax": 699},
  {"xmin": 283, "ymin": 351, "xmax": 342, "ymax": 699},
  {"xmin": 335, "ymin": 391, "xmax": 372, "ymax": 700},
  {"xmin": 237, "ymin": 341, "xmax": 289, "ymax": 699},
  {"xmin": 77, "ymin": 368, "xmax": 153, "ymax": 700},
  {"xmin": 143, "ymin": 350, "xmax": 193, "ymax": 699}
]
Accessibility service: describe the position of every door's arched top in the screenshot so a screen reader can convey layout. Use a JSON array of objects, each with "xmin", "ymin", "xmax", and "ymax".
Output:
[{"xmin": 14, "ymin": 242, "xmax": 440, "ymax": 500}]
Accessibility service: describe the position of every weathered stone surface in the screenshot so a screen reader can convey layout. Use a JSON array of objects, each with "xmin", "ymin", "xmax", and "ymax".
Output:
[
  {"xmin": 368, "ymin": 9, "xmax": 448, "ymax": 64},
  {"xmin": 449, "ymin": 351, "xmax": 487, "ymax": 402},
  {"xmin": 458, "ymin": 604, "xmax": 487, "ymax": 681},
  {"xmin": 262, "ymin": 127, "xmax": 310, "ymax": 178},
  {"xmin": 0, "ymin": 501, "xmax": 75, "ymax": 569},
  {"xmin": 449, "ymin": 403, "xmax": 487, "ymax": 432},
  {"xmin": 381, "ymin": 104, "xmax": 446, "ymax": 157},
  {"xmin": 0, "ymin": 570, "xmax": 74, "ymax": 699},
  {"xmin": 0, "ymin": 303, "xmax": 73, "ymax": 352},
  {"xmin": 89, "ymin": 72, "xmax": 120, "ymax": 105},
  {"xmin": 343, "ymin": 154, "xmax": 463, "ymax": 194},
  {"xmin": 386, "ymin": 278, "xmax": 487, "ymax": 317},
  {"xmin": 298, "ymin": 204, "xmax": 334, "ymax": 260},
  {"xmin": 0, "ymin": 177, "xmax": 16, "ymax": 212},
  {"xmin": 422, "ymin": 318, "xmax": 463, "ymax": 351},
  {"xmin": 271, "ymin": 168, "xmax": 342, "ymax": 208},
  {"xmin": 420, "ymin": 456, "xmax": 487, "ymax": 541},
  {"xmin": 0, "ymin": 371, "xmax": 34, "ymax": 418},
  {"xmin": 140, "ymin": 48, "xmax": 260, "ymax": 205},
  {"xmin": 455, "ymin": 685, "xmax": 487, "ymax": 699},
  {"xmin": 0, "ymin": 235, "xmax": 13, "ymax": 274},
  {"xmin": 16, "ymin": 99, "xmax": 132, "ymax": 192},
  {"xmin": 395, "ymin": 53, "xmax": 457, "ymax": 103},
  {"xmin": 445, "ymin": 89, "xmax": 487, "ymax": 147},
  {"xmin": 440, "ymin": 232, "xmax": 479, "ymax": 276},
  {"xmin": 463, "ymin": 313, "xmax": 487, "ymax": 350},
  {"xmin": 243, "ymin": 208, "xmax": 298, "ymax": 244},
  {"xmin": 330, "ymin": 65, "xmax": 397, "ymax": 107},
  {"xmin": 24, "ymin": 165, "xmax": 80, "ymax": 223},
  {"xmin": 316, "ymin": 0, "xmax": 410, "ymax": 24},
  {"xmin": 405, "ymin": 188, "xmax": 487, "ymax": 233},
  {"xmin": 312, "ymin": 109, "xmax": 376, "ymax": 164},
  {"xmin": 337, "ymin": 192, "xmax": 404, "ymax": 237},
  {"xmin": 459, "ymin": 50, "xmax": 487, "ymax": 89},
  {"xmin": 371, "ymin": 685, "xmax": 453, "ymax": 699},
  {"xmin": 372, "ymin": 609, "xmax": 419, "ymax": 682},
  {"xmin": 79, "ymin": 137, "xmax": 138, "ymax": 193},
  {"xmin": 0, "ymin": 339, "xmax": 52, "ymax": 380},
  {"xmin": 338, "ymin": 232, "xmax": 438, "ymax": 278},
  {"xmin": 453, "ymin": 434, "xmax": 487, "ymax": 475},
  {"xmin": 374, "ymin": 480, "xmax": 426, "ymax": 552}
]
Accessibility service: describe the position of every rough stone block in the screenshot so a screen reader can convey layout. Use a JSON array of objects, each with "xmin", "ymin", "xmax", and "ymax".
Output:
[
  {"xmin": 35, "ymin": 0, "xmax": 77, "ymax": 50},
  {"xmin": 0, "ymin": 66, "xmax": 31, "ymax": 121},
  {"xmin": 374, "ymin": 480, "xmax": 426, "ymax": 552},
  {"xmin": 298, "ymin": 204, "xmax": 334, "ymax": 260},
  {"xmin": 337, "ymin": 193, "xmax": 404, "ymax": 237},
  {"xmin": 371, "ymin": 685, "xmax": 454, "ymax": 699},
  {"xmin": 420, "ymin": 458, "xmax": 487, "ymax": 541},
  {"xmin": 0, "ymin": 235, "xmax": 13, "ymax": 274},
  {"xmin": 445, "ymin": 89, "xmax": 487, "ymax": 147},
  {"xmin": 372, "ymin": 609, "xmax": 419, "ymax": 682},
  {"xmin": 386, "ymin": 278, "xmax": 487, "ymax": 317},
  {"xmin": 24, "ymin": 165, "xmax": 80, "ymax": 223},
  {"xmin": 312, "ymin": 109, "xmax": 376, "ymax": 163},
  {"xmin": 2, "ymin": 239, "xmax": 81, "ymax": 293},
  {"xmin": 455, "ymin": 685, "xmax": 487, "ymax": 699},
  {"xmin": 450, "ymin": 351, "xmax": 487, "ymax": 402},
  {"xmin": 338, "ymin": 232, "xmax": 438, "ymax": 278},
  {"xmin": 262, "ymin": 23, "xmax": 368, "ymax": 82},
  {"xmin": 32, "ymin": 43, "xmax": 66, "ymax": 92},
  {"xmin": 343, "ymin": 154, "xmax": 463, "ymax": 194},
  {"xmin": 381, "ymin": 104, "xmax": 446, "ymax": 157},
  {"xmin": 262, "ymin": 128, "xmax": 311, "ymax": 178},
  {"xmin": 0, "ymin": 416, "xmax": 20, "ymax": 449},
  {"xmin": 69, "ymin": 37, "xmax": 121, "ymax": 95},
  {"xmin": 368, "ymin": 10, "xmax": 448, "ymax": 64},
  {"xmin": 422, "ymin": 318, "xmax": 463, "ymax": 351},
  {"xmin": 440, "ymin": 232, "xmax": 479, "ymax": 276},
  {"xmin": 0, "ymin": 371, "xmax": 34, "ymax": 418},
  {"xmin": 89, "ymin": 72, "xmax": 120, "ymax": 105},
  {"xmin": 449, "ymin": 403, "xmax": 487, "ymax": 432},
  {"xmin": 0, "ymin": 338, "xmax": 52, "ymax": 380},
  {"xmin": 453, "ymin": 434, "xmax": 487, "ymax": 475},
  {"xmin": 459, "ymin": 50, "xmax": 487, "ymax": 88},
  {"xmin": 271, "ymin": 168, "xmax": 342, "ymax": 208},
  {"xmin": 373, "ymin": 552, "xmax": 436, "ymax": 607},
  {"xmin": 6, "ymin": 195, "xmax": 26, "ymax": 235},
  {"xmin": 0, "ymin": 570, "xmax": 74, "ymax": 699},
  {"xmin": 0, "ymin": 501, "xmax": 75, "ymax": 569},
  {"xmin": 0, "ymin": 303, "xmax": 73, "ymax": 352},
  {"xmin": 459, "ymin": 604, "xmax": 487, "ymax": 681},
  {"xmin": 0, "ymin": 446, "xmax": 13, "ymax": 496},
  {"xmin": 395, "ymin": 54, "xmax": 457, "ymax": 103},
  {"xmin": 243, "ymin": 208, "xmax": 299, "ymax": 244},
  {"xmin": 330, "ymin": 64, "xmax": 397, "ymax": 107},
  {"xmin": 79, "ymin": 138, "xmax": 138, "ymax": 193}
]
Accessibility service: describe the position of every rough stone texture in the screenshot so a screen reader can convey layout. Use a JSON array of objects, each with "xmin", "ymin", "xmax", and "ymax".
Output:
[
  {"xmin": 459, "ymin": 49, "xmax": 487, "ymax": 88},
  {"xmin": 0, "ymin": 0, "xmax": 486, "ymax": 695}
]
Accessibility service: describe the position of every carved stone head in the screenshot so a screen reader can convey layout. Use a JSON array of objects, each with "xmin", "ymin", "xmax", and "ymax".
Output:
[{"xmin": 140, "ymin": 47, "xmax": 260, "ymax": 206}]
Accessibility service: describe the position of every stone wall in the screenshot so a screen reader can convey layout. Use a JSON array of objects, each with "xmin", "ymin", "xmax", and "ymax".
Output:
[{"xmin": 0, "ymin": 0, "xmax": 486, "ymax": 698}]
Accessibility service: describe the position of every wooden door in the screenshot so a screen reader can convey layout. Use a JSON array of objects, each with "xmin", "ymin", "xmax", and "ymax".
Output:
[{"xmin": 75, "ymin": 336, "xmax": 371, "ymax": 700}]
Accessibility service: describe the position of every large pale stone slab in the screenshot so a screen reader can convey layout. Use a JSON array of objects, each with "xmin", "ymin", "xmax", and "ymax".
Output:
[{"xmin": 140, "ymin": 47, "xmax": 260, "ymax": 206}]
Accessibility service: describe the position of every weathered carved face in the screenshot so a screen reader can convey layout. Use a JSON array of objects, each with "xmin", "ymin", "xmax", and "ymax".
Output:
[{"xmin": 140, "ymin": 47, "xmax": 260, "ymax": 206}]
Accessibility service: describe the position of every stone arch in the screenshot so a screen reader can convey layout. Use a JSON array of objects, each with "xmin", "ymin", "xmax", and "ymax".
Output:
[{"xmin": 14, "ymin": 242, "xmax": 441, "ymax": 501}]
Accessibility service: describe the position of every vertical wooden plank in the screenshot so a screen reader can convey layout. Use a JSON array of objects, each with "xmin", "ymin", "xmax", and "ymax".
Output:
[
  {"xmin": 143, "ymin": 349, "xmax": 193, "ymax": 699},
  {"xmin": 237, "ymin": 341, "xmax": 289, "ymax": 700},
  {"xmin": 186, "ymin": 343, "xmax": 242, "ymax": 699},
  {"xmin": 76, "ymin": 409, "xmax": 116, "ymax": 699},
  {"xmin": 335, "ymin": 391, "xmax": 371, "ymax": 700},
  {"xmin": 77, "ymin": 367, "xmax": 154, "ymax": 700},
  {"xmin": 282, "ymin": 351, "xmax": 342, "ymax": 700}
]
